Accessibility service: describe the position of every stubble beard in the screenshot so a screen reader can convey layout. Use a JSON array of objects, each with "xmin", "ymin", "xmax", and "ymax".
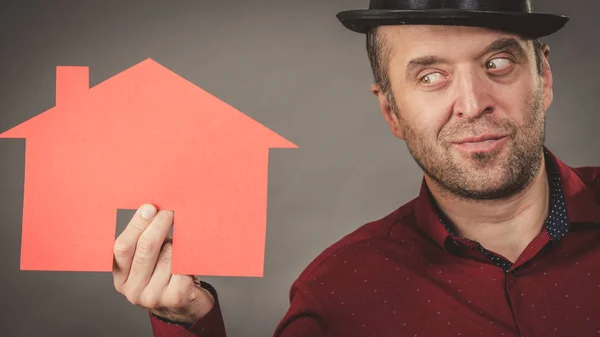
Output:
[{"xmin": 393, "ymin": 85, "xmax": 546, "ymax": 201}]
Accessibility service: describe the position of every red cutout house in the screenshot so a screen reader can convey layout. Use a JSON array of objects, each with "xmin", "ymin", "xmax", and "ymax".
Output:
[{"xmin": 0, "ymin": 58, "xmax": 297, "ymax": 277}]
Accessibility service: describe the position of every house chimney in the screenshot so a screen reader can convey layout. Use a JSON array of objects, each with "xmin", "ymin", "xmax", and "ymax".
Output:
[{"xmin": 56, "ymin": 66, "xmax": 89, "ymax": 106}]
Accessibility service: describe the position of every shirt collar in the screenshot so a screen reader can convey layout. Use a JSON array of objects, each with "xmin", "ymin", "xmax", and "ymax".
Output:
[
  {"xmin": 547, "ymin": 148, "xmax": 600, "ymax": 225},
  {"xmin": 413, "ymin": 147, "xmax": 600, "ymax": 250}
]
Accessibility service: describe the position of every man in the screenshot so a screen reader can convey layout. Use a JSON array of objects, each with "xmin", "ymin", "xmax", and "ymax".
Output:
[{"xmin": 112, "ymin": 0, "xmax": 600, "ymax": 336}]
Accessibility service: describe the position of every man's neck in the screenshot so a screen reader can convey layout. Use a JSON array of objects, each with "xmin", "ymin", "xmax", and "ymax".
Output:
[{"xmin": 427, "ymin": 159, "xmax": 550, "ymax": 263}]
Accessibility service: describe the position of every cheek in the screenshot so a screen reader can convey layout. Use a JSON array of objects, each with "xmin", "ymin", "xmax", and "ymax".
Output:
[
  {"xmin": 496, "ymin": 91, "xmax": 532, "ymax": 126},
  {"xmin": 393, "ymin": 89, "xmax": 451, "ymax": 141},
  {"xmin": 400, "ymin": 102, "xmax": 447, "ymax": 143},
  {"xmin": 409, "ymin": 92, "xmax": 454, "ymax": 125},
  {"xmin": 412, "ymin": 104, "xmax": 451, "ymax": 137},
  {"xmin": 494, "ymin": 74, "xmax": 539, "ymax": 119},
  {"xmin": 404, "ymin": 112, "xmax": 446, "ymax": 144}
]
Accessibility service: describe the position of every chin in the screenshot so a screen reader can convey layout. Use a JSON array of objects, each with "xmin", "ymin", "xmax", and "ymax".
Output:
[
  {"xmin": 459, "ymin": 172, "xmax": 528, "ymax": 200},
  {"xmin": 447, "ymin": 163, "xmax": 519, "ymax": 199}
]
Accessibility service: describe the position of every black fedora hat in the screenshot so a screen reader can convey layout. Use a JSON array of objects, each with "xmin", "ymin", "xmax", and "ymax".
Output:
[{"xmin": 337, "ymin": 0, "xmax": 569, "ymax": 38}]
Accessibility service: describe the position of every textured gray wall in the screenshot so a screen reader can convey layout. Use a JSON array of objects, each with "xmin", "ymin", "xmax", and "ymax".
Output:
[{"xmin": 1, "ymin": 0, "xmax": 599, "ymax": 336}]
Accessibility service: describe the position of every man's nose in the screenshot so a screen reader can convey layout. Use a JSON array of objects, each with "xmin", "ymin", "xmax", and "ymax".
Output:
[{"xmin": 451, "ymin": 68, "xmax": 495, "ymax": 119}]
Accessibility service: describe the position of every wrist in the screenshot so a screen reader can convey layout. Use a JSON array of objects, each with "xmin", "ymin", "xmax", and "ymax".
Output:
[
  {"xmin": 150, "ymin": 311, "xmax": 194, "ymax": 328},
  {"xmin": 150, "ymin": 284, "xmax": 216, "ymax": 325},
  {"xmin": 186, "ymin": 286, "xmax": 216, "ymax": 322}
]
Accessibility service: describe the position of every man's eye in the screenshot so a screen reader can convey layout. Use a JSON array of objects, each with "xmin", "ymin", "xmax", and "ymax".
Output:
[
  {"xmin": 486, "ymin": 58, "xmax": 512, "ymax": 70},
  {"xmin": 420, "ymin": 72, "xmax": 444, "ymax": 85}
]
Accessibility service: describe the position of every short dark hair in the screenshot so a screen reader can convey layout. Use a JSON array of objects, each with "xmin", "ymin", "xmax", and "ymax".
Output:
[{"xmin": 365, "ymin": 28, "xmax": 546, "ymax": 94}]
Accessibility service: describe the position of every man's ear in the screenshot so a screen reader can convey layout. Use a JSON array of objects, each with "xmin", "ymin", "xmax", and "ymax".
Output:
[
  {"xmin": 371, "ymin": 83, "xmax": 405, "ymax": 139},
  {"xmin": 540, "ymin": 43, "xmax": 554, "ymax": 111}
]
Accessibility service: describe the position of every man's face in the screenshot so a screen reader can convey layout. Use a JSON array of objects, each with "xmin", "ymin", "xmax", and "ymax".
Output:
[{"xmin": 374, "ymin": 25, "xmax": 553, "ymax": 200}]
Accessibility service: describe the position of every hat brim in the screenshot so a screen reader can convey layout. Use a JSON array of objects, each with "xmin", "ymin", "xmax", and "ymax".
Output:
[{"xmin": 336, "ymin": 10, "xmax": 569, "ymax": 38}]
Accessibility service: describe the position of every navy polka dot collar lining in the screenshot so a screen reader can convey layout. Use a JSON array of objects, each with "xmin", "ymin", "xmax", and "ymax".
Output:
[{"xmin": 436, "ymin": 149, "xmax": 569, "ymax": 271}]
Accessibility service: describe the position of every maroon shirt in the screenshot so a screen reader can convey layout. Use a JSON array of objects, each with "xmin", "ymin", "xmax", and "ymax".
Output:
[{"xmin": 150, "ymin": 148, "xmax": 600, "ymax": 336}]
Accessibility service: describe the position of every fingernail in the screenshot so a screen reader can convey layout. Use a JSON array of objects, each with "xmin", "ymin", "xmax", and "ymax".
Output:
[{"xmin": 140, "ymin": 204, "xmax": 157, "ymax": 219}]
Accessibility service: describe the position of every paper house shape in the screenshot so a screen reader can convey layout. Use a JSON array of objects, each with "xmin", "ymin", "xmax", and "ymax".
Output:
[{"xmin": 0, "ymin": 58, "xmax": 297, "ymax": 277}]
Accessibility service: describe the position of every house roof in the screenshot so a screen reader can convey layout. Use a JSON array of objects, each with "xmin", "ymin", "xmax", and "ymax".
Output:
[{"xmin": 0, "ymin": 58, "xmax": 297, "ymax": 150}]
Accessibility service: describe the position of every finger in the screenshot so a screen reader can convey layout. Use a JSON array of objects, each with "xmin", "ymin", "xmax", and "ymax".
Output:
[
  {"xmin": 163, "ymin": 273, "xmax": 197, "ymax": 311},
  {"xmin": 126, "ymin": 210, "xmax": 174, "ymax": 297},
  {"xmin": 113, "ymin": 204, "xmax": 158, "ymax": 290},
  {"xmin": 140, "ymin": 239, "xmax": 174, "ymax": 309}
]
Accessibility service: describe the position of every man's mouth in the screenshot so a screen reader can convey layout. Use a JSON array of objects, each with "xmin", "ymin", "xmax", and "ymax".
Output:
[
  {"xmin": 452, "ymin": 134, "xmax": 509, "ymax": 153},
  {"xmin": 454, "ymin": 134, "xmax": 508, "ymax": 144}
]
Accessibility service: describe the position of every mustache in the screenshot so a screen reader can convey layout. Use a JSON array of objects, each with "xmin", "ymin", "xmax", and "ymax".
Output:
[{"xmin": 440, "ymin": 118, "xmax": 517, "ymax": 142}]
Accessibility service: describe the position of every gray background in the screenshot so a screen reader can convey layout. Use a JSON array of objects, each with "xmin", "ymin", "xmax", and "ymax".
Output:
[{"xmin": 0, "ymin": 0, "xmax": 598, "ymax": 336}]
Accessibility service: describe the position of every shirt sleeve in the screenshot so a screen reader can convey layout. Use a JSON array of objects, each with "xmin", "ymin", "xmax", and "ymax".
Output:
[
  {"xmin": 150, "ymin": 279, "xmax": 329, "ymax": 337},
  {"xmin": 149, "ymin": 281, "xmax": 227, "ymax": 337}
]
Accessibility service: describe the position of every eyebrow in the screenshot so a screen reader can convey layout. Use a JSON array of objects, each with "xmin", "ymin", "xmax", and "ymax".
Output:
[
  {"xmin": 477, "ymin": 37, "xmax": 526, "ymax": 60},
  {"xmin": 405, "ymin": 55, "xmax": 450, "ymax": 82},
  {"xmin": 404, "ymin": 37, "xmax": 527, "ymax": 82}
]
